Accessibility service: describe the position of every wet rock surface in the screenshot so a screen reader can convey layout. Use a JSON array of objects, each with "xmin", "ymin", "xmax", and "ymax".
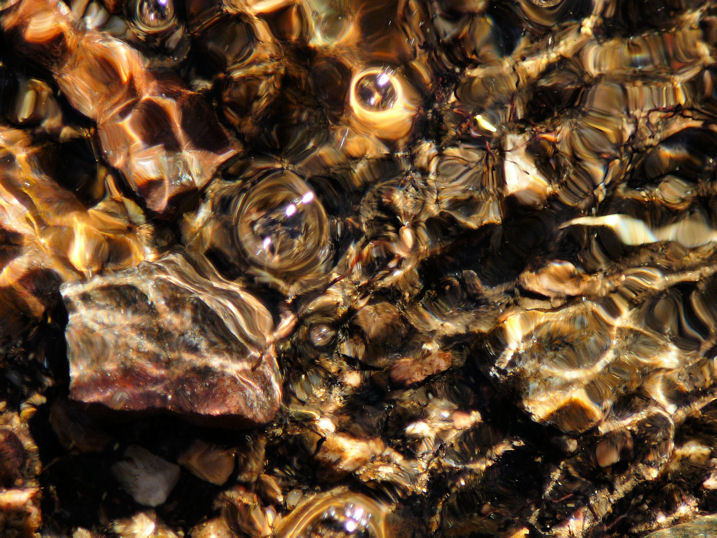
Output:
[
  {"xmin": 0, "ymin": 0, "xmax": 716, "ymax": 536},
  {"xmin": 62, "ymin": 252, "xmax": 282, "ymax": 425}
]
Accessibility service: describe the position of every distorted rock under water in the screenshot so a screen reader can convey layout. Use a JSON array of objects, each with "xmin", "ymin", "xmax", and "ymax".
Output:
[{"xmin": 0, "ymin": 0, "xmax": 716, "ymax": 535}]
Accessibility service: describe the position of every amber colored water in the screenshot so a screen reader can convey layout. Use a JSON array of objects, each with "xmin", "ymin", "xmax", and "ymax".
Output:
[{"xmin": 0, "ymin": 0, "xmax": 716, "ymax": 536}]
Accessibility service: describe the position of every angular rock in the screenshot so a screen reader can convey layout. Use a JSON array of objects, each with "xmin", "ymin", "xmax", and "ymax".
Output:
[
  {"xmin": 178, "ymin": 440, "xmax": 235, "ymax": 486},
  {"xmin": 112, "ymin": 510, "xmax": 180, "ymax": 537},
  {"xmin": 61, "ymin": 253, "xmax": 282, "ymax": 425},
  {"xmin": 112, "ymin": 445, "xmax": 180, "ymax": 507}
]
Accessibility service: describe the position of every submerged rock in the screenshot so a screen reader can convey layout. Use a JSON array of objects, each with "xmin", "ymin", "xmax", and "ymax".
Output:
[
  {"xmin": 61, "ymin": 252, "xmax": 282, "ymax": 425},
  {"xmin": 646, "ymin": 514, "xmax": 717, "ymax": 538},
  {"xmin": 0, "ymin": 410, "xmax": 42, "ymax": 536},
  {"xmin": 0, "ymin": 0, "xmax": 716, "ymax": 535},
  {"xmin": 178, "ymin": 440, "xmax": 235, "ymax": 486},
  {"xmin": 111, "ymin": 445, "xmax": 180, "ymax": 507}
]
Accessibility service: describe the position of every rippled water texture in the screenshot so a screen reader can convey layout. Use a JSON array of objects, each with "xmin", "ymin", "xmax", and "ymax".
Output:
[{"xmin": 1, "ymin": 0, "xmax": 717, "ymax": 536}]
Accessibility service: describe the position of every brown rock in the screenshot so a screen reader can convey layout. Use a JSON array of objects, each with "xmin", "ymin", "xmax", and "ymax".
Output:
[
  {"xmin": 595, "ymin": 431, "xmax": 633, "ymax": 468},
  {"xmin": 1, "ymin": 0, "xmax": 238, "ymax": 214},
  {"xmin": 112, "ymin": 510, "xmax": 179, "ymax": 537},
  {"xmin": 519, "ymin": 261, "xmax": 597, "ymax": 298},
  {"xmin": 257, "ymin": 473, "xmax": 283, "ymax": 506},
  {"xmin": 0, "ymin": 488, "xmax": 42, "ymax": 536},
  {"xmin": 0, "ymin": 410, "xmax": 41, "ymax": 536},
  {"xmin": 390, "ymin": 347, "xmax": 453, "ymax": 386},
  {"xmin": 354, "ymin": 302, "xmax": 405, "ymax": 343},
  {"xmin": 314, "ymin": 433, "xmax": 384, "ymax": 480},
  {"xmin": 61, "ymin": 253, "xmax": 282, "ymax": 425},
  {"xmin": 0, "ymin": 429, "xmax": 26, "ymax": 488},
  {"xmin": 190, "ymin": 517, "xmax": 236, "ymax": 538},
  {"xmin": 217, "ymin": 486, "xmax": 272, "ymax": 537}
]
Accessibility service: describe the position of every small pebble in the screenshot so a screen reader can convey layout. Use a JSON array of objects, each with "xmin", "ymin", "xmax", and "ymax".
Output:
[
  {"xmin": 112, "ymin": 445, "xmax": 180, "ymax": 507},
  {"xmin": 178, "ymin": 440, "xmax": 234, "ymax": 486}
]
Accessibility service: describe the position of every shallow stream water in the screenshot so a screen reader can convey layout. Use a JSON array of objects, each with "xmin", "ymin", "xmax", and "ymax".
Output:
[{"xmin": 0, "ymin": 0, "xmax": 716, "ymax": 536}]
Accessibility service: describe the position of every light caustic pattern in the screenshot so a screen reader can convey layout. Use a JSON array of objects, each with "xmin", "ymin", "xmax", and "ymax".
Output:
[{"xmin": 0, "ymin": 0, "xmax": 716, "ymax": 536}]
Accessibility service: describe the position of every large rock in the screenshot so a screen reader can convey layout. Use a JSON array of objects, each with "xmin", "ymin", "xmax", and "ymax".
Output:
[{"xmin": 61, "ymin": 253, "xmax": 281, "ymax": 425}]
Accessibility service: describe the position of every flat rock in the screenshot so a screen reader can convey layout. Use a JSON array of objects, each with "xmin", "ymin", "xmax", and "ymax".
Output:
[{"xmin": 61, "ymin": 253, "xmax": 281, "ymax": 425}]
